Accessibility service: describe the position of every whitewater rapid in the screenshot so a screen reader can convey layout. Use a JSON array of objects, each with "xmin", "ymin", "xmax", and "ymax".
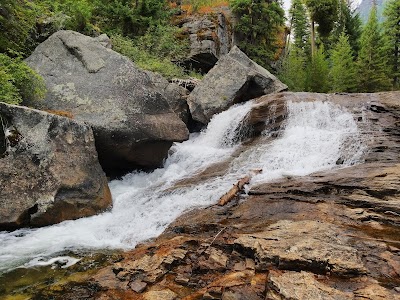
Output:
[{"xmin": 0, "ymin": 100, "xmax": 365, "ymax": 273}]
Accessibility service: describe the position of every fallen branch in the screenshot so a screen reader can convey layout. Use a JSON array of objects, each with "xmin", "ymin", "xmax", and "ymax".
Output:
[{"xmin": 218, "ymin": 169, "xmax": 262, "ymax": 206}]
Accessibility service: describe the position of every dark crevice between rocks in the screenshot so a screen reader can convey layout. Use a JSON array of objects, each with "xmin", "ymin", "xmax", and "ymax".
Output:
[
  {"xmin": 234, "ymin": 76, "xmax": 271, "ymax": 106},
  {"xmin": 187, "ymin": 112, "xmax": 205, "ymax": 133},
  {"xmin": 1, "ymin": 204, "xmax": 39, "ymax": 231},
  {"xmin": 184, "ymin": 53, "xmax": 218, "ymax": 74}
]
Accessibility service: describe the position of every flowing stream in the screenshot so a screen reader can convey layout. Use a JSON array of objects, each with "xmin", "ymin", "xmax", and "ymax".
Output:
[{"xmin": 0, "ymin": 100, "xmax": 366, "ymax": 274}]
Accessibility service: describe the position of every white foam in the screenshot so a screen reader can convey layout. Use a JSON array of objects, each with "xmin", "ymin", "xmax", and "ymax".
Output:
[{"xmin": 0, "ymin": 100, "xmax": 365, "ymax": 273}]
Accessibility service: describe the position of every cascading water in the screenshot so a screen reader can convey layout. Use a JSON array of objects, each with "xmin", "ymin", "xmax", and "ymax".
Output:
[{"xmin": 0, "ymin": 100, "xmax": 365, "ymax": 274}]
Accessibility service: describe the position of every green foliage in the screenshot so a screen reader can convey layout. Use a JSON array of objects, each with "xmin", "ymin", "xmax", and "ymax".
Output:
[
  {"xmin": 357, "ymin": 7, "xmax": 391, "ymax": 92},
  {"xmin": 93, "ymin": 0, "xmax": 170, "ymax": 37},
  {"xmin": 0, "ymin": 54, "xmax": 46, "ymax": 105},
  {"xmin": 305, "ymin": 46, "xmax": 330, "ymax": 93},
  {"xmin": 382, "ymin": 0, "xmax": 400, "ymax": 89},
  {"xmin": 278, "ymin": 46, "xmax": 307, "ymax": 91},
  {"xmin": 230, "ymin": 0, "xmax": 285, "ymax": 68},
  {"xmin": 330, "ymin": 0, "xmax": 362, "ymax": 55},
  {"xmin": 289, "ymin": 0, "xmax": 310, "ymax": 53},
  {"xmin": 111, "ymin": 34, "xmax": 193, "ymax": 79},
  {"xmin": 304, "ymin": 0, "xmax": 339, "ymax": 37},
  {"xmin": 330, "ymin": 32, "xmax": 357, "ymax": 92},
  {"xmin": 135, "ymin": 25, "xmax": 189, "ymax": 61},
  {"xmin": 41, "ymin": 0, "xmax": 96, "ymax": 34},
  {"xmin": 0, "ymin": 0, "xmax": 45, "ymax": 54}
]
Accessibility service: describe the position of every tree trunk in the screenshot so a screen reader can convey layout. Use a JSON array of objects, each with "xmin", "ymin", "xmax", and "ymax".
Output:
[{"xmin": 311, "ymin": 20, "xmax": 316, "ymax": 57}]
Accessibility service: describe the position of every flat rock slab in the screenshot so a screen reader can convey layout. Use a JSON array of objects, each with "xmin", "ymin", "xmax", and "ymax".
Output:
[
  {"xmin": 0, "ymin": 102, "xmax": 111, "ymax": 229},
  {"xmin": 235, "ymin": 220, "xmax": 367, "ymax": 276},
  {"xmin": 266, "ymin": 270, "xmax": 352, "ymax": 300}
]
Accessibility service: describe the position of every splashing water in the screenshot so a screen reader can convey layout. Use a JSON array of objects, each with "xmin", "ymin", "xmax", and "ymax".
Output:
[{"xmin": 0, "ymin": 100, "xmax": 365, "ymax": 273}]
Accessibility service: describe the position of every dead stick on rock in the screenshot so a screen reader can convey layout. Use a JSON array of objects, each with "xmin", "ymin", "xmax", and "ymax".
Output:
[{"xmin": 218, "ymin": 169, "xmax": 262, "ymax": 206}]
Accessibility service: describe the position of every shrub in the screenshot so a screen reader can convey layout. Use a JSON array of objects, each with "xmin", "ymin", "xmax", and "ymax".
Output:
[
  {"xmin": 111, "ymin": 34, "xmax": 197, "ymax": 79},
  {"xmin": 0, "ymin": 54, "xmax": 46, "ymax": 105}
]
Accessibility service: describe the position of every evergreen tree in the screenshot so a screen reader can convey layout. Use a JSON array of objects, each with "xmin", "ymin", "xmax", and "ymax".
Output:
[
  {"xmin": 289, "ymin": 0, "xmax": 310, "ymax": 52},
  {"xmin": 278, "ymin": 45, "xmax": 307, "ymax": 91},
  {"xmin": 230, "ymin": 0, "xmax": 285, "ymax": 68},
  {"xmin": 357, "ymin": 7, "xmax": 391, "ymax": 92},
  {"xmin": 382, "ymin": 0, "xmax": 400, "ymax": 89},
  {"xmin": 304, "ymin": 0, "xmax": 339, "ymax": 55},
  {"xmin": 330, "ymin": 0, "xmax": 362, "ymax": 55},
  {"xmin": 330, "ymin": 32, "xmax": 357, "ymax": 92},
  {"xmin": 305, "ymin": 46, "xmax": 330, "ymax": 92}
]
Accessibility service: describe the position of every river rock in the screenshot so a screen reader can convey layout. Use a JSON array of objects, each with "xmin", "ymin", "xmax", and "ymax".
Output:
[
  {"xmin": 25, "ymin": 30, "xmax": 189, "ymax": 174},
  {"xmin": 187, "ymin": 46, "xmax": 287, "ymax": 125},
  {"xmin": 0, "ymin": 102, "xmax": 111, "ymax": 230}
]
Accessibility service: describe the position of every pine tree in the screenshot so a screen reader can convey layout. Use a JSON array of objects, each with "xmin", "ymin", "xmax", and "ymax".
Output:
[
  {"xmin": 289, "ymin": 0, "xmax": 310, "ymax": 53},
  {"xmin": 382, "ymin": 0, "xmax": 400, "ymax": 89},
  {"xmin": 230, "ymin": 0, "xmax": 285, "ymax": 68},
  {"xmin": 305, "ymin": 46, "xmax": 330, "ymax": 92},
  {"xmin": 357, "ymin": 7, "xmax": 391, "ymax": 92},
  {"xmin": 304, "ymin": 0, "xmax": 339, "ymax": 56},
  {"xmin": 330, "ymin": 0, "xmax": 362, "ymax": 55},
  {"xmin": 330, "ymin": 32, "xmax": 357, "ymax": 92},
  {"xmin": 278, "ymin": 46, "xmax": 307, "ymax": 91}
]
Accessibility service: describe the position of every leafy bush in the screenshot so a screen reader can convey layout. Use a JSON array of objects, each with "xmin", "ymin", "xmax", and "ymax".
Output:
[
  {"xmin": 0, "ymin": 0, "xmax": 46, "ymax": 54},
  {"xmin": 0, "ymin": 54, "xmax": 46, "ymax": 105},
  {"xmin": 111, "ymin": 34, "xmax": 188, "ymax": 79},
  {"xmin": 136, "ymin": 25, "xmax": 189, "ymax": 61}
]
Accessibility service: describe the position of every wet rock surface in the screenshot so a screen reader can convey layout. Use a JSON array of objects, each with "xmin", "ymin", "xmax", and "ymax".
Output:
[
  {"xmin": 26, "ymin": 30, "xmax": 189, "ymax": 174},
  {"xmin": 8, "ymin": 91, "xmax": 400, "ymax": 299},
  {"xmin": 0, "ymin": 102, "xmax": 111, "ymax": 229}
]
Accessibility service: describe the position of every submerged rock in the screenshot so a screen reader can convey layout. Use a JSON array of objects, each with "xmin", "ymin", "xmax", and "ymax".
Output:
[
  {"xmin": 0, "ymin": 102, "xmax": 111, "ymax": 230},
  {"xmin": 25, "ymin": 30, "xmax": 189, "ymax": 174},
  {"xmin": 187, "ymin": 46, "xmax": 287, "ymax": 125}
]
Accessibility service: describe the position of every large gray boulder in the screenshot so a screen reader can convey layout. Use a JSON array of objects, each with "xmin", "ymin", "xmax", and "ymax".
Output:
[
  {"xmin": 187, "ymin": 46, "xmax": 288, "ymax": 125},
  {"xmin": 25, "ymin": 30, "xmax": 189, "ymax": 174},
  {"xmin": 0, "ymin": 102, "xmax": 112, "ymax": 230}
]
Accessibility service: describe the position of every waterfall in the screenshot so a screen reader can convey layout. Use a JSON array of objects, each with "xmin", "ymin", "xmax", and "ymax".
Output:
[{"xmin": 0, "ymin": 100, "xmax": 365, "ymax": 273}]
